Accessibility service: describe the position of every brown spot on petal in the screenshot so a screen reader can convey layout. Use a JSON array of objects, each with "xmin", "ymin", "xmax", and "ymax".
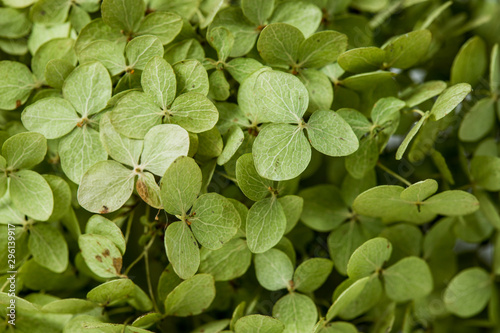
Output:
[
  {"xmin": 103, "ymin": 249, "xmax": 110, "ymax": 257},
  {"xmin": 113, "ymin": 257, "xmax": 122, "ymax": 274},
  {"xmin": 95, "ymin": 255, "xmax": 103, "ymax": 262},
  {"xmin": 15, "ymin": 100, "xmax": 21, "ymax": 108},
  {"xmin": 100, "ymin": 205, "xmax": 109, "ymax": 214},
  {"xmin": 136, "ymin": 180, "xmax": 148, "ymax": 201}
]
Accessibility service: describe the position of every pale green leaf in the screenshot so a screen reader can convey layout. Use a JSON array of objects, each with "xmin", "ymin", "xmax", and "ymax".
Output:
[
  {"xmin": 254, "ymin": 70, "xmax": 309, "ymax": 123},
  {"xmin": 0, "ymin": 8, "xmax": 31, "ymax": 39},
  {"xmin": 210, "ymin": 7, "xmax": 258, "ymax": 58},
  {"xmin": 458, "ymin": 97, "xmax": 495, "ymax": 142},
  {"xmin": 270, "ymin": 1, "xmax": 322, "ymax": 38},
  {"xmin": 383, "ymin": 257, "xmax": 433, "ymax": 302},
  {"xmin": 125, "ymin": 35, "xmax": 164, "ymax": 70},
  {"xmin": 168, "ymin": 93, "xmax": 218, "ymax": 133},
  {"xmin": 30, "ymin": 0, "xmax": 70, "ymax": 24},
  {"xmin": 29, "ymin": 223, "xmax": 68, "ymax": 273},
  {"xmin": 254, "ymin": 249, "xmax": 294, "ymax": 291},
  {"xmin": 400, "ymin": 179, "xmax": 438, "ymax": 202},
  {"xmin": 74, "ymin": 18, "xmax": 124, "ymax": 55},
  {"xmin": 136, "ymin": 11, "xmax": 183, "ymax": 45},
  {"xmin": 490, "ymin": 44, "xmax": 500, "ymax": 94},
  {"xmin": 160, "ymin": 156, "xmax": 201, "ymax": 215},
  {"xmin": 347, "ymin": 237, "xmax": 392, "ymax": 279},
  {"xmin": 337, "ymin": 47, "xmax": 385, "ymax": 73},
  {"xmin": 207, "ymin": 26, "xmax": 234, "ymax": 62},
  {"xmin": 451, "ymin": 36, "xmax": 487, "ymax": 87},
  {"xmin": 401, "ymin": 80, "xmax": 447, "ymax": 107},
  {"xmin": 327, "ymin": 220, "xmax": 374, "ymax": 276},
  {"xmin": 78, "ymin": 40, "xmax": 127, "ymax": 76},
  {"xmin": 273, "ymin": 293, "xmax": 317, "ymax": 333},
  {"xmin": 59, "ymin": 126, "xmax": 108, "ymax": 184},
  {"xmin": 293, "ymin": 258, "xmax": 333, "ymax": 292},
  {"xmin": 21, "ymin": 97, "xmax": 79, "ymax": 139},
  {"xmin": 164, "ymin": 221, "xmax": 200, "ymax": 279},
  {"xmin": 136, "ymin": 171, "xmax": 162, "ymax": 209},
  {"xmin": 87, "ymin": 279, "xmax": 134, "ymax": 305},
  {"xmin": 443, "ymin": 267, "xmax": 493, "ymax": 318},
  {"xmin": 77, "ymin": 160, "xmax": 135, "ymax": 214},
  {"xmin": 208, "ymin": 69, "xmax": 230, "ymax": 101},
  {"xmin": 10, "ymin": 169, "xmax": 54, "ymax": 221},
  {"xmin": 298, "ymin": 69, "xmax": 333, "ymax": 112},
  {"xmin": 253, "ymin": 124, "xmax": 310, "ymax": 181},
  {"xmin": 234, "ymin": 315, "xmax": 285, "ymax": 333},
  {"xmin": 101, "ymin": 0, "xmax": 145, "ymax": 33},
  {"xmin": 299, "ymin": 185, "xmax": 349, "ymax": 232},
  {"xmin": 2, "ymin": 132, "xmax": 46, "ymax": 169},
  {"xmin": 430, "ymin": 83, "xmax": 472, "ymax": 121},
  {"xmin": 471, "ymin": 155, "xmax": 500, "ymax": 191},
  {"xmin": 298, "ymin": 31, "xmax": 347, "ymax": 68},
  {"xmin": 226, "ymin": 57, "xmax": 266, "ymax": 84},
  {"xmin": 279, "ymin": 195, "xmax": 303, "ymax": 234},
  {"xmin": 32, "ymin": 38, "xmax": 76, "ymax": 80},
  {"xmin": 86, "ymin": 215, "xmax": 126, "ymax": 254},
  {"xmin": 352, "ymin": 185, "xmax": 436, "ymax": 224},
  {"xmin": 142, "ymin": 56, "xmax": 176, "ymax": 110},
  {"xmin": 173, "ymin": 60, "xmax": 210, "ymax": 96},
  {"xmin": 257, "ymin": 23, "xmax": 304, "ymax": 67},
  {"xmin": 235, "ymin": 153, "xmax": 274, "ymax": 201},
  {"xmin": 351, "ymin": 0, "xmax": 387, "ymax": 12},
  {"xmin": 164, "ymin": 38, "xmax": 205, "ymax": 64},
  {"xmin": 246, "ymin": 198, "xmax": 287, "ymax": 253},
  {"xmin": 326, "ymin": 276, "xmax": 369, "ymax": 321},
  {"xmin": 189, "ymin": 193, "xmax": 240, "ymax": 250},
  {"xmin": 164, "ymin": 274, "xmax": 215, "ymax": 317},
  {"xmin": 99, "ymin": 112, "xmax": 143, "ymax": 167},
  {"xmin": 241, "ymin": 0, "xmax": 274, "ymax": 25},
  {"xmin": 44, "ymin": 59, "xmax": 75, "ymax": 89},
  {"xmin": 334, "ymin": 275, "xmax": 382, "ymax": 320},
  {"xmin": 43, "ymin": 174, "xmax": 71, "ymax": 221},
  {"xmin": 423, "ymin": 190, "xmax": 479, "ymax": 216},
  {"xmin": 217, "ymin": 125, "xmax": 245, "ymax": 166},
  {"xmin": 0, "ymin": 60, "xmax": 35, "ymax": 110},
  {"xmin": 111, "ymin": 91, "xmax": 162, "ymax": 139},
  {"xmin": 79, "ymin": 233, "xmax": 123, "ymax": 278},
  {"xmin": 63, "ymin": 61, "xmax": 112, "ymax": 117},
  {"xmin": 306, "ymin": 110, "xmax": 359, "ymax": 157},
  {"xmin": 41, "ymin": 299, "xmax": 97, "ymax": 314},
  {"xmin": 382, "ymin": 30, "xmax": 432, "ymax": 69},
  {"xmin": 199, "ymin": 238, "xmax": 252, "ymax": 281},
  {"xmin": 396, "ymin": 112, "xmax": 428, "ymax": 160},
  {"xmin": 140, "ymin": 124, "xmax": 189, "ymax": 176}
]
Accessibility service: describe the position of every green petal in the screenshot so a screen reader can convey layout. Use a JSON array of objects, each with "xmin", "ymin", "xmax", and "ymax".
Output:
[
  {"xmin": 164, "ymin": 221, "xmax": 200, "ymax": 279},
  {"xmin": 77, "ymin": 160, "xmax": 135, "ymax": 214},
  {"xmin": 140, "ymin": 124, "xmax": 190, "ymax": 176},
  {"xmin": 253, "ymin": 124, "xmax": 310, "ymax": 181},
  {"xmin": 246, "ymin": 197, "xmax": 287, "ymax": 253},
  {"xmin": 2, "ymin": 132, "xmax": 46, "ymax": 169},
  {"xmin": 21, "ymin": 97, "xmax": 79, "ymax": 139},
  {"xmin": 59, "ymin": 126, "xmax": 108, "ymax": 184},
  {"xmin": 189, "ymin": 193, "xmax": 241, "ymax": 250},
  {"xmin": 0, "ymin": 60, "xmax": 35, "ymax": 110},
  {"xmin": 10, "ymin": 169, "xmax": 54, "ymax": 221},
  {"xmin": 62, "ymin": 61, "xmax": 112, "ymax": 117}
]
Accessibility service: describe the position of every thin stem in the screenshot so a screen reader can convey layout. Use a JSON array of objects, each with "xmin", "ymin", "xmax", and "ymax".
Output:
[
  {"xmin": 377, "ymin": 161, "xmax": 412, "ymax": 187},
  {"xmin": 123, "ymin": 234, "xmax": 156, "ymax": 276},
  {"xmin": 124, "ymin": 209, "xmax": 135, "ymax": 245},
  {"xmin": 144, "ymin": 247, "xmax": 160, "ymax": 313},
  {"xmin": 215, "ymin": 171, "xmax": 238, "ymax": 183},
  {"xmin": 412, "ymin": 109, "xmax": 426, "ymax": 117}
]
